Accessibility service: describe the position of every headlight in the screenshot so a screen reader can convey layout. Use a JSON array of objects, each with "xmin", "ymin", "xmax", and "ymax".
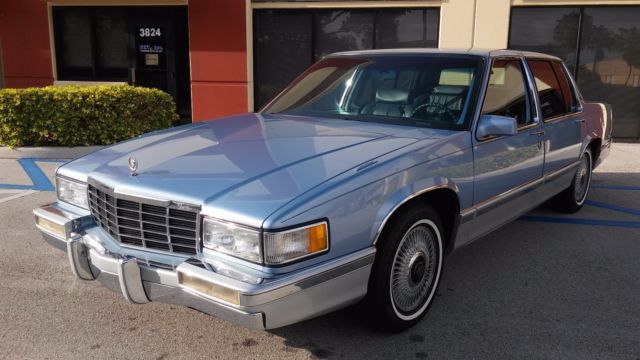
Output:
[
  {"xmin": 264, "ymin": 222, "xmax": 328, "ymax": 265},
  {"xmin": 202, "ymin": 218, "xmax": 261, "ymax": 263},
  {"xmin": 56, "ymin": 177, "xmax": 88, "ymax": 209}
]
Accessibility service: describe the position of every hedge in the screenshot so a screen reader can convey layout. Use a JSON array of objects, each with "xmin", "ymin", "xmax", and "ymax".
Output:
[{"xmin": 0, "ymin": 85, "xmax": 178, "ymax": 147}]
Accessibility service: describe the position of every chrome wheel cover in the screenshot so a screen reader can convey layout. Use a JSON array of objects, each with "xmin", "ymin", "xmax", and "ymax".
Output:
[
  {"xmin": 390, "ymin": 220, "xmax": 441, "ymax": 320},
  {"xmin": 574, "ymin": 153, "xmax": 591, "ymax": 204}
]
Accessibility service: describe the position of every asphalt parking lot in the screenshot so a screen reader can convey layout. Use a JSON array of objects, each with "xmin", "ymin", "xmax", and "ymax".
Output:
[{"xmin": 0, "ymin": 144, "xmax": 638, "ymax": 360}]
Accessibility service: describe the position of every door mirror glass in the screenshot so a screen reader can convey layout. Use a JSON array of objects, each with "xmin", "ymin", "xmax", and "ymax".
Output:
[{"xmin": 477, "ymin": 114, "xmax": 518, "ymax": 139}]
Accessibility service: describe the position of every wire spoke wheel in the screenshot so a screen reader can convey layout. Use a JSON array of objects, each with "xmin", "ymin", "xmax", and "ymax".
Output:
[
  {"xmin": 365, "ymin": 205, "xmax": 444, "ymax": 332},
  {"xmin": 389, "ymin": 219, "xmax": 441, "ymax": 320},
  {"xmin": 574, "ymin": 154, "xmax": 591, "ymax": 204}
]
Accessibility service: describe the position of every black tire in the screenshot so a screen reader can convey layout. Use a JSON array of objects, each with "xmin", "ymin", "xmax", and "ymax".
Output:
[
  {"xmin": 553, "ymin": 148, "xmax": 593, "ymax": 213},
  {"xmin": 363, "ymin": 204, "xmax": 444, "ymax": 333}
]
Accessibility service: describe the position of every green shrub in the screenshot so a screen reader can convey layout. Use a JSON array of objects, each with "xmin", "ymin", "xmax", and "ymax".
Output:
[{"xmin": 0, "ymin": 85, "xmax": 177, "ymax": 147}]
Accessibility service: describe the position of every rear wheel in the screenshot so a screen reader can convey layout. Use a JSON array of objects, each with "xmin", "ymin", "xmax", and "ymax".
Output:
[
  {"xmin": 364, "ymin": 205, "xmax": 444, "ymax": 332},
  {"xmin": 553, "ymin": 149, "xmax": 592, "ymax": 213}
]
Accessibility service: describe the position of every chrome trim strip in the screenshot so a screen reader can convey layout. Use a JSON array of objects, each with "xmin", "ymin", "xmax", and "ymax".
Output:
[
  {"xmin": 244, "ymin": 250, "xmax": 375, "ymax": 306},
  {"xmin": 459, "ymin": 208, "xmax": 475, "ymax": 224},
  {"xmin": 459, "ymin": 160, "xmax": 581, "ymax": 218},
  {"xmin": 113, "ymin": 191, "xmax": 171, "ymax": 207},
  {"xmin": 177, "ymin": 247, "xmax": 376, "ymax": 307},
  {"xmin": 545, "ymin": 161, "xmax": 579, "ymax": 182},
  {"xmin": 142, "ymin": 282, "xmax": 265, "ymax": 329},
  {"xmin": 475, "ymin": 177, "xmax": 544, "ymax": 216},
  {"xmin": 372, "ymin": 185, "xmax": 457, "ymax": 245}
]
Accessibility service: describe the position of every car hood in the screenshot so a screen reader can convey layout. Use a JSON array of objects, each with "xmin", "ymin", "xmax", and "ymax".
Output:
[{"xmin": 59, "ymin": 113, "xmax": 453, "ymax": 227}]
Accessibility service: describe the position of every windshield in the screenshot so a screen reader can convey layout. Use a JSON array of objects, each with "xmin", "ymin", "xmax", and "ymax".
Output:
[{"xmin": 263, "ymin": 54, "xmax": 484, "ymax": 130}]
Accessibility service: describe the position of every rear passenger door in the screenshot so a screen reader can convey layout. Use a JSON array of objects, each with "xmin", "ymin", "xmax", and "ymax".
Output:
[{"xmin": 527, "ymin": 59, "xmax": 584, "ymax": 175}]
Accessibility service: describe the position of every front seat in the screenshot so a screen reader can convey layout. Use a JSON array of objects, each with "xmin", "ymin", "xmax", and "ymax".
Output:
[
  {"xmin": 360, "ymin": 88, "xmax": 412, "ymax": 117},
  {"xmin": 427, "ymin": 85, "xmax": 468, "ymax": 111}
]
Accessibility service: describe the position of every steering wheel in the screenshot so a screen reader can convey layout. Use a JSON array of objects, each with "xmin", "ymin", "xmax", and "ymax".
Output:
[{"xmin": 410, "ymin": 103, "xmax": 457, "ymax": 122}]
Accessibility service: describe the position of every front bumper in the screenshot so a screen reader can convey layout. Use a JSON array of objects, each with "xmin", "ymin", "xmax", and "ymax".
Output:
[{"xmin": 34, "ymin": 203, "xmax": 374, "ymax": 330}]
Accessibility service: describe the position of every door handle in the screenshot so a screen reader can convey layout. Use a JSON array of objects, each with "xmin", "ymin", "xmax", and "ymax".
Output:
[
  {"xmin": 529, "ymin": 131, "xmax": 545, "ymax": 137},
  {"xmin": 573, "ymin": 119, "xmax": 586, "ymax": 123}
]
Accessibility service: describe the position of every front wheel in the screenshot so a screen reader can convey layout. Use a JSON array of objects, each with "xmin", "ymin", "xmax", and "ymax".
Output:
[
  {"xmin": 364, "ymin": 205, "xmax": 444, "ymax": 332},
  {"xmin": 553, "ymin": 148, "xmax": 593, "ymax": 213}
]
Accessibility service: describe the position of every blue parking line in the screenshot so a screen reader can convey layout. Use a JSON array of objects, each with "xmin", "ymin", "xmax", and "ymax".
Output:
[
  {"xmin": 592, "ymin": 185, "xmax": 640, "ymax": 191},
  {"xmin": 18, "ymin": 158, "xmax": 55, "ymax": 191},
  {"xmin": 0, "ymin": 158, "xmax": 66, "ymax": 191},
  {"xmin": 520, "ymin": 215, "xmax": 640, "ymax": 228},
  {"xmin": 585, "ymin": 199, "xmax": 640, "ymax": 217}
]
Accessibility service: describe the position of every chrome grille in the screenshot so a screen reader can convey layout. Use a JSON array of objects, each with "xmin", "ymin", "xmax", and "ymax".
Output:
[{"xmin": 87, "ymin": 182, "xmax": 199, "ymax": 255}]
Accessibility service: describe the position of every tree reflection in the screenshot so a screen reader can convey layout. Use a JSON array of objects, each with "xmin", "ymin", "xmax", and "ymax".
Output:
[{"xmin": 615, "ymin": 27, "xmax": 640, "ymax": 86}]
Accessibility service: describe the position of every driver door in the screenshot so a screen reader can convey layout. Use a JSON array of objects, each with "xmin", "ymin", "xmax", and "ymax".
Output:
[{"xmin": 469, "ymin": 57, "xmax": 545, "ymax": 240}]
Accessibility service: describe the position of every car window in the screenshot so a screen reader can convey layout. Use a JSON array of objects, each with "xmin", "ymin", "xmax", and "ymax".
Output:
[
  {"xmin": 552, "ymin": 61, "xmax": 579, "ymax": 112},
  {"xmin": 528, "ymin": 60, "xmax": 571, "ymax": 120},
  {"xmin": 264, "ymin": 55, "xmax": 484, "ymax": 131},
  {"xmin": 481, "ymin": 59, "xmax": 532, "ymax": 127}
]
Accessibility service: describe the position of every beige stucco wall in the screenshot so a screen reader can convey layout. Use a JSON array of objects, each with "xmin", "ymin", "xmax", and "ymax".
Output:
[{"xmin": 438, "ymin": 0, "xmax": 640, "ymax": 50}]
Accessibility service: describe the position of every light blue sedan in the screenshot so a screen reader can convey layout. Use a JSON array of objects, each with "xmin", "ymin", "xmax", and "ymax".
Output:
[{"xmin": 34, "ymin": 49, "xmax": 612, "ymax": 332}]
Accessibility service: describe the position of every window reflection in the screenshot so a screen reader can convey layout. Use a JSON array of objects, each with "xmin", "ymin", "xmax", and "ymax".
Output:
[
  {"xmin": 253, "ymin": 8, "xmax": 440, "ymax": 110},
  {"xmin": 509, "ymin": 7, "xmax": 580, "ymax": 72},
  {"xmin": 510, "ymin": 6, "xmax": 640, "ymax": 139},
  {"xmin": 315, "ymin": 10, "xmax": 374, "ymax": 61},
  {"xmin": 578, "ymin": 7, "xmax": 640, "ymax": 138}
]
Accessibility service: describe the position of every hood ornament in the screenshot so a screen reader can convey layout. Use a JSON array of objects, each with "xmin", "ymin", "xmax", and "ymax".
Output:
[{"xmin": 128, "ymin": 156, "xmax": 139, "ymax": 176}]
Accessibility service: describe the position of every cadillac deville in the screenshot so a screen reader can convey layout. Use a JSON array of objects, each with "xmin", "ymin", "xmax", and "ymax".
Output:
[{"xmin": 34, "ymin": 49, "xmax": 612, "ymax": 332}]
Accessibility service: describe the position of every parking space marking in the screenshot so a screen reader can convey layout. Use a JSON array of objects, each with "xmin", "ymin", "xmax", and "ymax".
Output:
[
  {"xmin": 591, "ymin": 185, "xmax": 640, "ymax": 191},
  {"xmin": 584, "ymin": 199, "xmax": 640, "ymax": 217},
  {"xmin": 521, "ymin": 185, "xmax": 640, "ymax": 228},
  {"xmin": 520, "ymin": 215, "xmax": 640, "ymax": 228},
  {"xmin": 0, "ymin": 190, "xmax": 38, "ymax": 204},
  {"xmin": 0, "ymin": 158, "xmax": 66, "ymax": 191}
]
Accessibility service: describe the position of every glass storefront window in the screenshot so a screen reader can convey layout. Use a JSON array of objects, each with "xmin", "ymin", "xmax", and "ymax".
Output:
[
  {"xmin": 95, "ymin": 9, "xmax": 129, "ymax": 78},
  {"xmin": 315, "ymin": 10, "xmax": 374, "ymax": 60},
  {"xmin": 253, "ymin": 10, "xmax": 313, "ymax": 110},
  {"xmin": 376, "ymin": 10, "xmax": 438, "ymax": 49},
  {"xmin": 510, "ymin": 6, "xmax": 640, "ymax": 138},
  {"xmin": 577, "ymin": 7, "xmax": 640, "ymax": 138},
  {"xmin": 53, "ymin": 7, "xmax": 129, "ymax": 80},
  {"xmin": 254, "ymin": 8, "xmax": 440, "ymax": 110},
  {"xmin": 509, "ymin": 7, "xmax": 580, "ymax": 72},
  {"xmin": 58, "ymin": 8, "xmax": 93, "ymax": 76}
]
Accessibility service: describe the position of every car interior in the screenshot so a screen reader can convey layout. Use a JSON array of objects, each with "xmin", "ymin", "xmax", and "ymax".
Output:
[{"xmin": 352, "ymin": 66, "xmax": 472, "ymax": 124}]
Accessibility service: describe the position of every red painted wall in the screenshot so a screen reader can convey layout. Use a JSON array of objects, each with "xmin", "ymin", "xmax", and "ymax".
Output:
[
  {"xmin": 188, "ymin": 0, "xmax": 248, "ymax": 121},
  {"xmin": 0, "ymin": 0, "xmax": 248, "ymax": 121},
  {"xmin": 0, "ymin": 0, "xmax": 53, "ymax": 88}
]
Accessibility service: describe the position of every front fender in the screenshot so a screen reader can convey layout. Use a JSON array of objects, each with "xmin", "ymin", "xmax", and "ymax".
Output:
[{"xmin": 369, "ymin": 179, "xmax": 459, "ymax": 246}]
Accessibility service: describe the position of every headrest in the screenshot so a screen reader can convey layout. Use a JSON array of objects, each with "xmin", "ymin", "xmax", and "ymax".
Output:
[
  {"xmin": 376, "ymin": 88, "xmax": 409, "ymax": 103},
  {"xmin": 432, "ymin": 85, "xmax": 467, "ymax": 95}
]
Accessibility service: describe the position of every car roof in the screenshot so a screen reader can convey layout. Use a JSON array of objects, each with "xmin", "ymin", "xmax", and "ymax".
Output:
[{"xmin": 331, "ymin": 48, "xmax": 562, "ymax": 61}]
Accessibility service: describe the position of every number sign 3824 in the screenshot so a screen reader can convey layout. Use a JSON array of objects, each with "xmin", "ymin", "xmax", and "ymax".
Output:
[{"xmin": 139, "ymin": 28, "xmax": 161, "ymax": 37}]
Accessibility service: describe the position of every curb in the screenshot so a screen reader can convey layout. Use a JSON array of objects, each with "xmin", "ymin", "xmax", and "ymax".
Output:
[{"xmin": 0, "ymin": 146, "xmax": 105, "ymax": 160}]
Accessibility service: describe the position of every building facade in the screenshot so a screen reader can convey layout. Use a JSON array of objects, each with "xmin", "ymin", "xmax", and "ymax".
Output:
[{"xmin": 0, "ymin": 0, "xmax": 638, "ymax": 138}]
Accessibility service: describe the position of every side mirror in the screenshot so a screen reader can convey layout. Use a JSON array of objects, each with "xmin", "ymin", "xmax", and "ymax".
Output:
[{"xmin": 476, "ymin": 115, "xmax": 518, "ymax": 139}]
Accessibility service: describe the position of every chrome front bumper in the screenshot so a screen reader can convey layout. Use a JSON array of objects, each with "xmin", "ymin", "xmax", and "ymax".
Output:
[{"xmin": 34, "ymin": 203, "xmax": 374, "ymax": 330}]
